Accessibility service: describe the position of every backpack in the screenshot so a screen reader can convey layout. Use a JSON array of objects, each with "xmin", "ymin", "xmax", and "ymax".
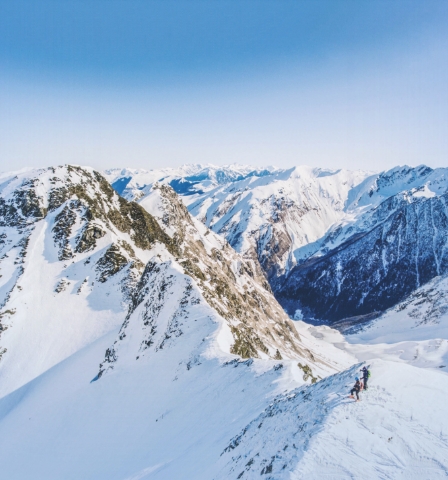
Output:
[{"xmin": 367, "ymin": 370, "xmax": 371, "ymax": 378}]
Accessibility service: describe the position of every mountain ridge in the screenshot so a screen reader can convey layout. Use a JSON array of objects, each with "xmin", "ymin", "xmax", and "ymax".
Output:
[
  {"xmin": 0, "ymin": 164, "xmax": 330, "ymax": 398},
  {"xmin": 107, "ymin": 163, "xmax": 448, "ymax": 325}
]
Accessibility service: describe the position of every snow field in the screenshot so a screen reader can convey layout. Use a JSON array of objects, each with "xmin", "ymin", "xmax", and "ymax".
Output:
[
  {"xmin": 216, "ymin": 360, "xmax": 448, "ymax": 480},
  {"xmin": 1, "ymin": 163, "xmax": 448, "ymax": 479}
]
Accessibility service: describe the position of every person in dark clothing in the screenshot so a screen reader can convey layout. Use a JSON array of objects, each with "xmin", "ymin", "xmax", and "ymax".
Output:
[
  {"xmin": 361, "ymin": 366, "xmax": 370, "ymax": 390},
  {"xmin": 349, "ymin": 377, "xmax": 362, "ymax": 401}
]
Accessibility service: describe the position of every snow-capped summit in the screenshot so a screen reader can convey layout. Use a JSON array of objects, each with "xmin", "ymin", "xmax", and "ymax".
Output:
[
  {"xmin": 0, "ymin": 164, "xmax": 332, "ymax": 398},
  {"xmin": 1, "ymin": 162, "xmax": 448, "ymax": 479},
  {"xmin": 116, "ymin": 163, "xmax": 448, "ymax": 326},
  {"xmin": 103, "ymin": 163, "xmax": 277, "ymax": 201}
]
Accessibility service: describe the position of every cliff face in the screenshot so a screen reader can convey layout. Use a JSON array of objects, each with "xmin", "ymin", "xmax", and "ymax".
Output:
[
  {"xmin": 97, "ymin": 183, "xmax": 328, "ymax": 379},
  {"xmin": 276, "ymin": 168, "xmax": 448, "ymax": 323},
  {"xmin": 0, "ymin": 165, "xmax": 325, "ymax": 397}
]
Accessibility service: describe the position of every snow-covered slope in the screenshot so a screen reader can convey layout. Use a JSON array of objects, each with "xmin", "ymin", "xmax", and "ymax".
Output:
[
  {"xmin": 1, "ymin": 313, "xmax": 447, "ymax": 479},
  {"xmin": 103, "ymin": 165, "xmax": 204, "ymax": 201},
  {"xmin": 216, "ymin": 359, "xmax": 448, "ymax": 480},
  {"xmin": 0, "ymin": 166, "xmax": 360, "ymax": 478},
  {"xmin": 103, "ymin": 164, "xmax": 274, "ymax": 202},
  {"xmin": 0, "ymin": 165, "xmax": 167, "ymax": 397},
  {"xmin": 0, "ymin": 165, "xmax": 332, "ymax": 398},
  {"xmin": 278, "ymin": 165, "xmax": 448, "ymax": 323},
  {"xmin": 1, "ymin": 164, "xmax": 448, "ymax": 479}
]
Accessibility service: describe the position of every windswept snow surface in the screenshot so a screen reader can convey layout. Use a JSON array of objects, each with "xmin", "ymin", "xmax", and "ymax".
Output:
[
  {"xmin": 0, "ymin": 269, "xmax": 353, "ymax": 480},
  {"xmin": 1, "ymin": 315, "xmax": 447, "ymax": 479},
  {"xmin": 1, "ymin": 164, "xmax": 448, "ymax": 479},
  {"xmin": 1, "ymin": 273, "xmax": 448, "ymax": 480},
  {"xmin": 0, "ymin": 217, "xmax": 126, "ymax": 397},
  {"xmin": 217, "ymin": 360, "xmax": 448, "ymax": 480}
]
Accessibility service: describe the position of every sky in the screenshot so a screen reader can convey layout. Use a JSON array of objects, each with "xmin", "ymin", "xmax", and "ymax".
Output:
[{"xmin": 1, "ymin": 0, "xmax": 448, "ymax": 172}]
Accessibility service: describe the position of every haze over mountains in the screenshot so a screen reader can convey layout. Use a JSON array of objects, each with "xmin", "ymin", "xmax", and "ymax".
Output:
[{"xmin": 0, "ymin": 163, "xmax": 447, "ymax": 478}]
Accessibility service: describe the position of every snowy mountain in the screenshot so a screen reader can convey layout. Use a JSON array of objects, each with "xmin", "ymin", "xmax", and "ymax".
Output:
[
  {"xmin": 277, "ymin": 165, "xmax": 448, "ymax": 323},
  {"xmin": 0, "ymin": 164, "xmax": 331, "ymax": 399},
  {"xmin": 1, "ymin": 162, "xmax": 448, "ymax": 479},
  {"xmin": 96, "ymin": 181, "xmax": 325, "ymax": 378},
  {"xmin": 103, "ymin": 164, "xmax": 275, "ymax": 202},
  {"xmin": 186, "ymin": 166, "xmax": 371, "ymax": 280},
  {"xmin": 215, "ymin": 359, "xmax": 448, "ymax": 479},
  {"xmin": 1, "ymin": 292, "xmax": 447, "ymax": 478},
  {"xmin": 109, "ymin": 163, "xmax": 448, "ymax": 326},
  {"xmin": 0, "ymin": 165, "xmax": 161, "ymax": 396}
]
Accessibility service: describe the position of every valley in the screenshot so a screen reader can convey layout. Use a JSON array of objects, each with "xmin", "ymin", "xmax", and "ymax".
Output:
[{"xmin": 0, "ymin": 163, "xmax": 447, "ymax": 479}]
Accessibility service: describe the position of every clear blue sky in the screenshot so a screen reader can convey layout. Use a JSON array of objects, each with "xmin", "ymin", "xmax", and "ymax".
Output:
[{"xmin": 1, "ymin": 1, "xmax": 448, "ymax": 171}]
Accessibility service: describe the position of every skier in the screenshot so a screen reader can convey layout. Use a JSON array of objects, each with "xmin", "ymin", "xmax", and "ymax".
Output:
[
  {"xmin": 360, "ymin": 366, "xmax": 370, "ymax": 390},
  {"xmin": 349, "ymin": 377, "xmax": 362, "ymax": 401}
]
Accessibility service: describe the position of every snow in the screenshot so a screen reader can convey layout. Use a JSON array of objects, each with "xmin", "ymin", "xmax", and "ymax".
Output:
[
  {"xmin": 1, "ymin": 163, "xmax": 448, "ymax": 479},
  {"xmin": 2, "ymin": 316, "xmax": 446, "ymax": 480},
  {"xmin": 291, "ymin": 361, "xmax": 448, "ymax": 479},
  {"xmin": 0, "ymin": 219, "xmax": 125, "ymax": 396},
  {"xmin": 0, "ymin": 294, "xmax": 316, "ymax": 480},
  {"xmin": 412, "ymin": 184, "xmax": 436, "ymax": 198},
  {"xmin": 215, "ymin": 360, "xmax": 448, "ymax": 479},
  {"xmin": 2, "ymin": 253, "xmax": 447, "ymax": 480},
  {"xmin": 298, "ymin": 271, "xmax": 448, "ymax": 372}
]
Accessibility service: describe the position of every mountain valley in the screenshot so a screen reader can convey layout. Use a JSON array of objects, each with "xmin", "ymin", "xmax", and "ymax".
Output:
[{"xmin": 0, "ymin": 163, "xmax": 447, "ymax": 479}]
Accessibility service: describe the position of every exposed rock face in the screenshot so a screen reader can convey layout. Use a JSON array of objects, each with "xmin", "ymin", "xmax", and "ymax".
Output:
[
  {"xmin": 98, "ymin": 183, "xmax": 317, "ymax": 378},
  {"xmin": 0, "ymin": 165, "xmax": 177, "ymax": 394},
  {"xmin": 276, "ymin": 170, "xmax": 448, "ymax": 323},
  {"xmin": 145, "ymin": 185, "xmax": 306, "ymax": 360},
  {"xmin": 0, "ymin": 165, "xmax": 321, "ymax": 395}
]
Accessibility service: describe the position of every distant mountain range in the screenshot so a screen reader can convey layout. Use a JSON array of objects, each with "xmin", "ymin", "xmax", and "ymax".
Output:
[
  {"xmin": 1, "ymin": 163, "xmax": 448, "ymax": 479},
  {"xmin": 106, "ymin": 163, "xmax": 448, "ymax": 326}
]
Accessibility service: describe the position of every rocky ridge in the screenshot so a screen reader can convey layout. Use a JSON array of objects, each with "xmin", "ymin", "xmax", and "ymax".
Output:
[
  {"xmin": 107, "ymin": 163, "xmax": 448, "ymax": 326},
  {"xmin": 97, "ymin": 182, "xmax": 324, "ymax": 378},
  {"xmin": 0, "ymin": 165, "xmax": 324, "ymax": 396}
]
